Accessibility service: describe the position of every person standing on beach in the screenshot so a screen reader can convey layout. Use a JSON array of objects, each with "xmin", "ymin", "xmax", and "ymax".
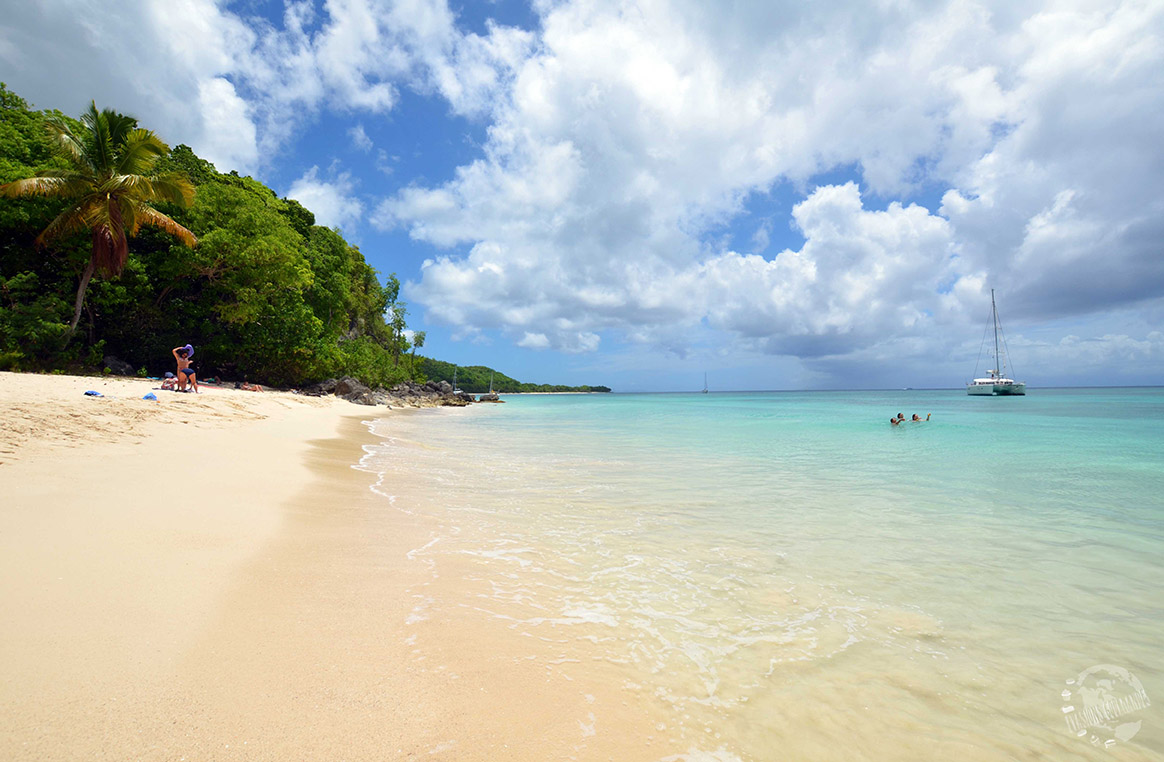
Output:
[{"xmin": 171, "ymin": 344, "xmax": 198, "ymax": 393}]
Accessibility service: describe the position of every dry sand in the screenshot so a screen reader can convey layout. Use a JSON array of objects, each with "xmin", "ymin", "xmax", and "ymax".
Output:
[{"xmin": 0, "ymin": 372, "xmax": 663, "ymax": 761}]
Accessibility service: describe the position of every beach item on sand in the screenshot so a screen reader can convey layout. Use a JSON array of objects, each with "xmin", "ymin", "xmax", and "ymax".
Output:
[
  {"xmin": 143, "ymin": 392, "xmax": 158, "ymax": 401},
  {"xmin": 83, "ymin": 390, "xmax": 103, "ymax": 397}
]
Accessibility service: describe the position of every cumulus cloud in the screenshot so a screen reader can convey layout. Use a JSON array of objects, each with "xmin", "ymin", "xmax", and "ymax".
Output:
[
  {"xmin": 348, "ymin": 124, "xmax": 374, "ymax": 152},
  {"xmin": 287, "ymin": 167, "xmax": 364, "ymax": 231},
  {"xmin": 0, "ymin": 0, "xmax": 259, "ymax": 171},
  {"xmin": 382, "ymin": 0, "xmax": 1164, "ymax": 371},
  {"xmin": 5, "ymin": 0, "xmax": 1163, "ymax": 382},
  {"xmin": 0, "ymin": 0, "xmax": 531, "ymax": 174},
  {"xmin": 701, "ymin": 184, "xmax": 958, "ymax": 356}
]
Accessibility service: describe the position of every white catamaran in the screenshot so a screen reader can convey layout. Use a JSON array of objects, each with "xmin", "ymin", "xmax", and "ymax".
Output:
[{"xmin": 967, "ymin": 289, "xmax": 1026, "ymax": 396}]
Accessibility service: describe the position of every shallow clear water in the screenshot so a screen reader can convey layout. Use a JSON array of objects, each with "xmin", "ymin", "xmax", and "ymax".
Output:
[{"xmin": 363, "ymin": 389, "xmax": 1164, "ymax": 760}]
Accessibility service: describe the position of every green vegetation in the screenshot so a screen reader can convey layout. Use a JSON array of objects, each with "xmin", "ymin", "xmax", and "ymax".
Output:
[
  {"xmin": 0, "ymin": 101, "xmax": 196, "ymax": 337},
  {"xmin": 0, "ymin": 84, "xmax": 413, "ymax": 386},
  {"xmin": 419, "ymin": 358, "xmax": 610, "ymax": 394},
  {"xmin": 0, "ymin": 84, "xmax": 607, "ymax": 392}
]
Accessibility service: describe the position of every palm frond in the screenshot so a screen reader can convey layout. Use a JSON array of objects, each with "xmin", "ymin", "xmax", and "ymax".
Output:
[
  {"xmin": 118, "ymin": 195, "xmax": 141, "ymax": 237},
  {"xmin": 100, "ymin": 172, "xmax": 195, "ymax": 208},
  {"xmin": 101, "ymin": 109, "xmax": 137, "ymax": 150},
  {"xmin": 148, "ymin": 173, "xmax": 195, "ymax": 207},
  {"xmin": 0, "ymin": 175, "xmax": 92, "ymax": 198},
  {"xmin": 100, "ymin": 174, "xmax": 151, "ymax": 196},
  {"xmin": 35, "ymin": 205, "xmax": 90, "ymax": 246},
  {"xmin": 116, "ymin": 129, "xmax": 168, "ymax": 176},
  {"xmin": 134, "ymin": 204, "xmax": 198, "ymax": 247},
  {"xmin": 82, "ymin": 102, "xmax": 115, "ymax": 174},
  {"xmin": 45, "ymin": 117, "xmax": 89, "ymax": 171}
]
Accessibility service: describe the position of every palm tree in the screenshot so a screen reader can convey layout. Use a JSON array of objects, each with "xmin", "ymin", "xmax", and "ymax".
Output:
[{"xmin": 0, "ymin": 102, "xmax": 197, "ymax": 336}]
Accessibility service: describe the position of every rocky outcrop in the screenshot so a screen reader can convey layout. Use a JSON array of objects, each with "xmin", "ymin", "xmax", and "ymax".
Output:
[
  {"xmin": 385, "ymin": 380, "xmax": 471, "ymax": 408},
  {"xmin": 300, "ymin": 377, "xmax": 477, "ymax": 408},
  {"xmin": 103, "ymin": 355, "xmax": 136, "ymax": 376},
  {"xmin": 331, "ymin": 376, "xmax": 378, "ymax": 406},
  {"xmin": 299, "ymin": 378, "xmax": 338, "ymax": 397},
  {"xmin": 477, "ymin": 391, "xmax": 504, "ymax": 403}
]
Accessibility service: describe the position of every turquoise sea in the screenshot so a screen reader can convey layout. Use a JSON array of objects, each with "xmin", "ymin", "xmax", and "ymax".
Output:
[{"xmin": 363, "ymin": 388, "xmax": 1164, "ymax": 760}]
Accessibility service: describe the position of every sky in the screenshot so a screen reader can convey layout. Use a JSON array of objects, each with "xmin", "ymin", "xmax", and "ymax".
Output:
[{"xmin": 2, "ymin": 0, "xmax": 1162, "ymax": 391}]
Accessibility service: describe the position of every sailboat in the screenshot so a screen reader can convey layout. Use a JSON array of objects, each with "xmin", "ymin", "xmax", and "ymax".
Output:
[
  {"xmin": 701, "ymin": 373, "xmax": 709, "ymax": 394},
  {"xmin": 967, "ymin": 289, "xmax": 1026, "ymax": 396}
]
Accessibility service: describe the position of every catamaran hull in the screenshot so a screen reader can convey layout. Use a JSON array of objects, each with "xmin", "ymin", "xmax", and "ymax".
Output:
[{"xmin": 967, "ymin": 382, "xmax": 1026, "ymax": 396}]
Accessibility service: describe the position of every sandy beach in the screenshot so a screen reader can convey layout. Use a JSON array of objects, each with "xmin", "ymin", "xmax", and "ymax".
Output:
[
  {"xmin": 0, "ymin": 372, "xmax": 356, "ymax": 757},
  {"xmin": 0, "ymin": 372, "xmax": 659, "ymax": 761}
]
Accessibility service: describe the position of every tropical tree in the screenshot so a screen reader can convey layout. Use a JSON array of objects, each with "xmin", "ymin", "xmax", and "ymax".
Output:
[
  {"xmin": 0, "ymin": 102, "xmax": 196, "ymax": 337},
  {"xmin": 409, "ymin": 330, "xmax": 425, "ymax": 374}
]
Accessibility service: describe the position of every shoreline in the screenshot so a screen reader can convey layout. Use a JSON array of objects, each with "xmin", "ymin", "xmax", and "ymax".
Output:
[{"xmin": 0, "ymin": 371, "xmax": 660, "ymax": 760}]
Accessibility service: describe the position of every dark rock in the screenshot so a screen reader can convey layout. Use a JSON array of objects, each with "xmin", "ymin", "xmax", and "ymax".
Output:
[
  {"xmin": 477, "ymin": 392, "xmax": 502, "ymax": 402},
  {"xmin": 334, "ymin": 376, "xmax": 368, "ymax": 398},
  {"xmin": 103, "ymin": 355, "xmax": 136, "ymax": 376},
  {"xmin": 299, "ymin": 378, "xmax": 338, "ymax": 397},
  {"xmin": 348, "ymin": 390, "xmax": 378, "ymax": 406}
]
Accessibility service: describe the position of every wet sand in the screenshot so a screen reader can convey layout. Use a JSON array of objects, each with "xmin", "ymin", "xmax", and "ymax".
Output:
[{"xmin": 0, "ymin": 372, "xmax": 661, "ymax": 760}]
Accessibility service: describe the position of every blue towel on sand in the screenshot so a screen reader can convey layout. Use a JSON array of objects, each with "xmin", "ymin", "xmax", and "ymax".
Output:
[
  {"xmin": 83, "ymin": 390, "xmax": 103, "ymax": 397},
  {"xmin": 143, "ymin": 392, "xmax": 158, "ymax": 401}
]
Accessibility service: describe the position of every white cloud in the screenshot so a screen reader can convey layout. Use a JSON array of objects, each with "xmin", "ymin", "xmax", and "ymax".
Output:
[
  {"xmin": 287, "ymin": 167, "xmax": 364, "ymax": 231},
  {"xmin": 0, "ymin": 0, "xmax": 260, "ymax": 171},
  {"xmin": 195, "ymin": 77, "xmax": 258, "ymax": 173},
  {"xmin": 701, "ymin": 184, "xmax": 958, "ymax": 356},
  {"xmin": 348, "ymin": 124, "xmax": 374, "ymax": 152},
  {"xmin": 0, "ymin": 0, "xmax": 530, "ymax": 174},
  {"xmin": 5, "ymin": 0, "xmax": 1163, "ymax": 383},
  {"xmin": 384, "ymin": 0, "xmax": 1164, "ymax": 374},
  {"xmin": 517, "ymin": 332, "xmax": 550, "ymax": 349}
]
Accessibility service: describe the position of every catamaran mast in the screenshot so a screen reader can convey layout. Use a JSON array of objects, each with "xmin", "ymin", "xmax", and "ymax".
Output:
[{"xmin": 991, "ymin": 289, "xmax": 1000, "ymax": 379}]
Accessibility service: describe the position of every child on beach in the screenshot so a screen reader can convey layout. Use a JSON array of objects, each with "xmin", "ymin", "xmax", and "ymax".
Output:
[{"xmin": 171, "ymin": 344, "xmax": 199, "ymax": 393}]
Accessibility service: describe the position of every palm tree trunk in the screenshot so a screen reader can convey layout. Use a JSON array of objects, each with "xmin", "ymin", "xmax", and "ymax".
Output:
[{"xmin": 67, "ymin": 258, "xmax": 97, "ymax": 336}]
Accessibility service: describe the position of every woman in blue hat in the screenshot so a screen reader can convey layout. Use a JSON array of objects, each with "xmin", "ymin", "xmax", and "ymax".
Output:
[{"xmin": 171, "ymin": 343, "xmax": 199, "ymax": 393}]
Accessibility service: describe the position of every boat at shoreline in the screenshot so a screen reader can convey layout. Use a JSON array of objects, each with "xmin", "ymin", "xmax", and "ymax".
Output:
[{"xmin": 967, "ymin": 289, "xmax": 1026, "ymax": 396}]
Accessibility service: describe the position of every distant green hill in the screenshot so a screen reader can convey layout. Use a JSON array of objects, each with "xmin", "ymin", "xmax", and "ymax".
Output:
[{"xmin": 418, "ymin": 358, "xmax": 610, "ymax": 394}]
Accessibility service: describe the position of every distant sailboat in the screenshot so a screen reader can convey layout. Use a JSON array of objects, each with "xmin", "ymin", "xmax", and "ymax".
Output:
[
  {"xmin": 967, "ymin": 290, "xmax": 1026, "ymax": 396},
  {"xmin": 702, "ymin": 373, "xmax": 709, "ymax": 394}
]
